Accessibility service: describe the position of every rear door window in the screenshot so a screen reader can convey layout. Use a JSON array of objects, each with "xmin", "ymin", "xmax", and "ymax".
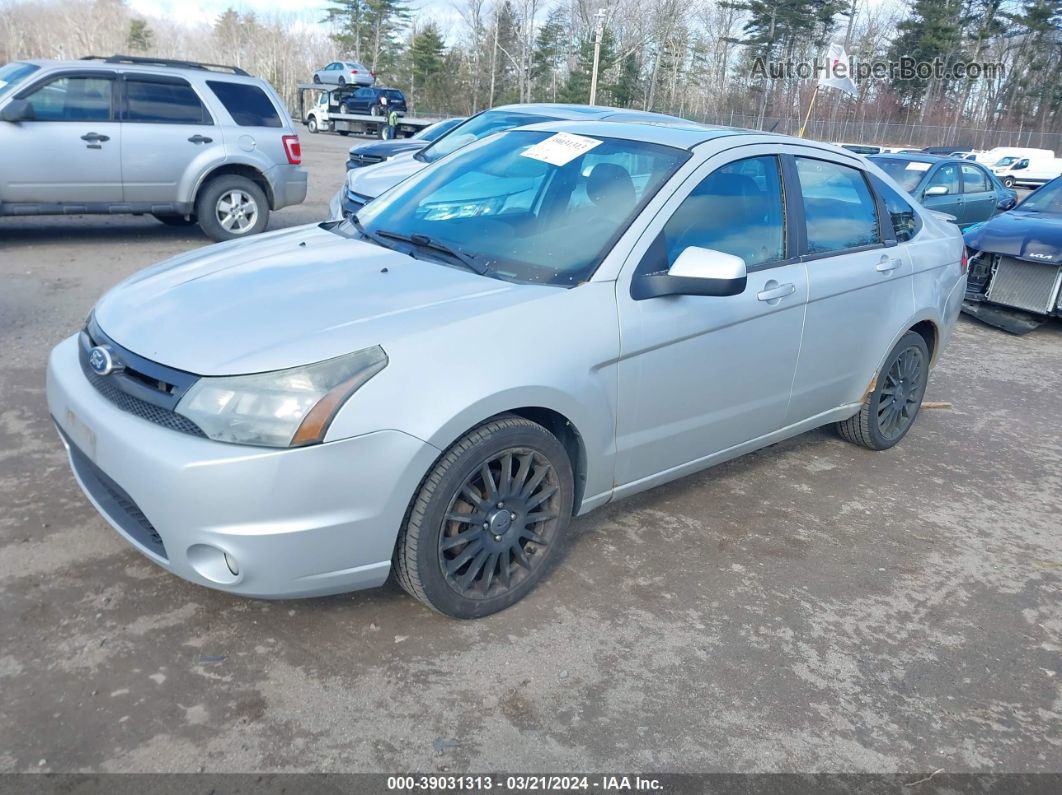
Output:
[
  {"xmin": 961, "ymin": 164, "xmax": 990, "ymax": 193},
  {"xmin": 795, "ymin": 157, "xmax": 881, "ymax": 254},
  {"xmin": 21, "ymin": 75, "xmax": 113, "ymax": 121},
  {"xmin": 124, "ymin": 77, "xmax": 211, "ymax": 124},
  {"xmin": 206, "ymin": 80, "xmax": 281, "ymax": 127}
]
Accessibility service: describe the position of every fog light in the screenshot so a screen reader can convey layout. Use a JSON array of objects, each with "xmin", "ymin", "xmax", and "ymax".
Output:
[{"xmin": 224, "ymin": 553, "xmax": 240, "ymax": 576}]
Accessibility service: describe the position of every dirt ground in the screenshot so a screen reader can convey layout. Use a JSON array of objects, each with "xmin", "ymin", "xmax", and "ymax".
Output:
[{"xmin": 1, "ymin": 132, "xmax": 1059, "ymax": 774}]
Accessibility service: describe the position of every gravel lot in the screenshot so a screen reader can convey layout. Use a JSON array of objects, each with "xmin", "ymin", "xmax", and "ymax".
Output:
[{"xmin": 1, "ymin": 132, "xmax": 1060, "ymax": 774}]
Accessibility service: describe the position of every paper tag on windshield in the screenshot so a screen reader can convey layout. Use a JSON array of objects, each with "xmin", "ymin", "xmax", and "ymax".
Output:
[
  {"xmin": 905, "ymin": 162, "xmax": 931, "ymax": 171},
  {"xmin": 520, "ymin": 132, "xmax": 602, "ymax": 166}
]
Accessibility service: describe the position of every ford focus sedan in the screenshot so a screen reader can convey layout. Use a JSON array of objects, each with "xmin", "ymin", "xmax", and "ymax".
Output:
[{"xmin": 48, "ymin": 122, "xmax": 966, "ymax": 618}]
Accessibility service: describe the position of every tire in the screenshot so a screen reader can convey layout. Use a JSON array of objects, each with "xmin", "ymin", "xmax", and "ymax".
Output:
[
  {"xmin": 1003, "ymin": 176, "xmax": 1015, "ymax": 188},
  {"xmin": 370, "ymin": 104, "xmax": 382, "ymax": 116},
  {"xmin": 313, "ymin": 74, "xmax": 321, "ymax": 84},
  {"xmin": 338, "ymin": 76, "xmax": 346, "ymax": 86},
  {"xmin": 152, "ymin": 213, "xmax": 196, "ymax": 226},
  {"xmin": 836, "ymin": 331, "xmax": 930, "ymax": 451},
  {"xmin": 195, "ymin": 175, "xmax": 269, "ymax": 242},
  {"xmin": 307, "ymin": 116, "xmax": 318, "ymax": 133},
  {"xmin": 394, "ymin": 414, "xmax": 575, "ymax": 619},
  {"xmin": 338, "ymin": 130, "xmax": 349, "ymax": 136}
]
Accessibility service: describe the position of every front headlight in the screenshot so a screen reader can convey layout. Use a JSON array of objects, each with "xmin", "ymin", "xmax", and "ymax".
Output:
[{"xmin": 175, "ymin": 346, "xmax": 388, "ymax": 448}]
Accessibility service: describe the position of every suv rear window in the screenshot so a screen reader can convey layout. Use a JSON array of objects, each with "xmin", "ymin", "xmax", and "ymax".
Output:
[
  {"xmin": 383, "ymin": 90, "xmax": 404, "ymax": 101},
  {"xmin": 205, "ymin": 80, "xmax": 281, "ymax": 128},
  {"xmin": 125, "ymin": 78, "xmax": 211, "ymax": 124}
]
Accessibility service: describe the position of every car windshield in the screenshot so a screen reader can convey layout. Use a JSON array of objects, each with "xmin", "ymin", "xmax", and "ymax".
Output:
[
  {"xmin": 415, "ymin": 110, "xmax": 560, "ymax": 164},
  {"xmin": 1017, "ymin": 179, "xmax": 1062, "ymax": 213},
  {"xmin": 994, "ymin": 156, "xmax": 1017, "ymax": 167},
  {"xmin": 341, "ymin": 129, "xmax": 688, "ymax": 286},
  {"xmin": 871, "ymin": 157, "xmax": 929, "ymax": 192},
  {"xmin": 0, "ymin": 62, "xmax": 39, "ymax": 98},
  {"xmin": 415, "ymin": 117, "xmax": 463, "ymax": 142}
]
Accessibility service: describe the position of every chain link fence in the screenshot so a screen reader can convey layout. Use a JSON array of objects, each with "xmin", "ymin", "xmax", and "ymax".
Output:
[{"xmin": 682, "ymin": 110, "xmax": 1062, "ymax": 152}]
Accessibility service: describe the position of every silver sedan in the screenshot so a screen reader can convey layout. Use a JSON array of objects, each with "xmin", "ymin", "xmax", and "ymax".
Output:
[
  {"xmin": 47, "ymin": 121, "xmax": 966, "ymax": 618},
  {"xmin": 312, "ymin": 61, "xmax": 374, "ymax": 86}
]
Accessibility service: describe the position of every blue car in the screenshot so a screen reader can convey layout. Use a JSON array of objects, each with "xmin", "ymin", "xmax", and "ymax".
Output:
[
  {"xmin": 962, "ymin": 176, "xmax": 1062, "ymax": 333},
  {"xmin": 869, "ymin": 153, "xmax": 1016, "ymax": 229}
]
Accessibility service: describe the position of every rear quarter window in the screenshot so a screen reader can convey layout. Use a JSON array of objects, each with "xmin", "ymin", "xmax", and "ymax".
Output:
[
  {"xmin": 870, "ymin": 175, "xmax": 922, "ymax": 243},
  {"xmin": 206, "ymin": 80, "xmax": 282, "ymax": 128}
]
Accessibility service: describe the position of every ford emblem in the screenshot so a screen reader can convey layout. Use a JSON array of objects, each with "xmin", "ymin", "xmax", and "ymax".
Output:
[{"xmin": 88, "ymin": 345, "xmax": 122, "ymax": 376}]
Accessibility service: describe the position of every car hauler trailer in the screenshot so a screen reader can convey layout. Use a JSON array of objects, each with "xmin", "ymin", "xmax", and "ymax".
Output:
[{"xmin": 296, "ymin": 83, "xmax": 437, "ymax": 138}]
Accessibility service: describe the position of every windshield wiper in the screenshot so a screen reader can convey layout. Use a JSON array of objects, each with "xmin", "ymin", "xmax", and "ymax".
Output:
[
  {"xmin": 376, "ymin": 229, "xmax": 488, "ymax": 275},
  {"xmin": 351, "ymin": 214, "xmax": 401, "ymax": 252}
]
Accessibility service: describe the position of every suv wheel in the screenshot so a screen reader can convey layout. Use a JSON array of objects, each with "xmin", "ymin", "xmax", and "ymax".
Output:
[
  {"xmin": 307, "ymin": 116, "xmax": 319, "ymax": 133},
  {"xmin": 836, "ymin": 331, "xmax": 930, "ymax": 450},
  {"xmin": 195, "ymin": 175, "xmax": 269, "ymax": 242},
  {"xmin": 394, "ymin": 414, "xmax": 574, "ymax": 618}
]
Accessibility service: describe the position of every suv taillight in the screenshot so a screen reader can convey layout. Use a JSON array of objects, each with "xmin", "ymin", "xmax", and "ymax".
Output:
[
  {"xmin": 282, "ymin": 135, "xmax": 301, "ymax": 165},
  {"xmin": 960, "ymin": 247, "xmax": 969, "ymax": 274}
]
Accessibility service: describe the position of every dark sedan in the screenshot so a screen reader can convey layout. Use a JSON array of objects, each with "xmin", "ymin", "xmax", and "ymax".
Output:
[
  {"xmin": 962, "ymin": 177, "xmax": 1062, "ymax": 332},
  {"xmin": 345, "ymin": 117, "xmax": 464, "ymax": 170},
  {"xmin": 869, "ymin": 153, "xmax": 1016, "ymax": 229}
]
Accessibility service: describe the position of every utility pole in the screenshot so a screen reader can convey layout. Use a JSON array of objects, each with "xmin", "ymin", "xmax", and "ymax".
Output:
[{"xmin": 589, "ymin": 8, "xmax": 606, "ymax": 106}]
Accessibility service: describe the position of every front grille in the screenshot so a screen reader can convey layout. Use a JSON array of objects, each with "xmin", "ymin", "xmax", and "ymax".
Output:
[
  {"xmin": 349, "ymin": 154, "xmax": 384, "ymax": 166},
  {"xmin": 80, "ymin": 321, "xmax": 206, "ymax": 438},
  {"xmin": 80, "ymin": 354, "xmax": 206, "ymax": 436},
  {"xmin": 58, "ymin": 425, "xmax": 167, "ymax": 560},
  {"xmin": 987, "ymin": 257, "xmax": 1062, "ymax": 314}
]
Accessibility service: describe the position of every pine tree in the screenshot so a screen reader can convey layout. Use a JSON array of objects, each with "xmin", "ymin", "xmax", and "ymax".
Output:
[
  {"xmin": 531, "ymin": 7, "xmax": 567, "ymax": 102},
  {"xmin": 126, "ymin": 18, "xmax": 153, "ymax": 52},
  {"xmin": 559, "ymin": 28, "xmax": 617, "ymax": 105},
  {"xmin": 410, "ymin": 22, "xmax": 446, "ymax": 110}
]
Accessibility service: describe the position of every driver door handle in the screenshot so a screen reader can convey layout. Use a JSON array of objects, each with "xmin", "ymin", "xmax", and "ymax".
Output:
[
  {"xmin": 756, "ymin": 282, "xmax": 796, "ymax": 302},
  {"xmin": 187, "ymin": 134, "xmax": 213, "ymax": 144},
  {"xmin": 80, "ymin": 132, "xmax": 110, "ymax": 142},
  {"xmin": 876, "ymin": 256, "xmax": 902, "ymax": 273}
]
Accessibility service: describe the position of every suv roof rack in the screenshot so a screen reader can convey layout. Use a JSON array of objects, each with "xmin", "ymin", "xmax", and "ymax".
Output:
[{"xmin": 80, "ymin": 54, "xmax": 250, "ymax": 76}]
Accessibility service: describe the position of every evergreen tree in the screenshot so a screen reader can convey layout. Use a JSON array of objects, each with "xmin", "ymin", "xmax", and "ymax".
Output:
[
  {"xmin": 126, "ymin": 18, "xmax": 153, "ymax": 52},
  {"xmin": 410, "ymin": 22, "xmax": 446, "ymax": 109},
  {"xmin": 531, "ymin": 7, "xmax": 567, "ymax": 101},
  {"xmin": 611, "ymin": 52, "xmax": 642, "ymax": 108},
  {"xmin": 560, "ymin": 29, "xmax": 617, "ymax": 105},
  {"xmin": 889, "ymin": 0, "xmax": 964, "ymax": 105}
]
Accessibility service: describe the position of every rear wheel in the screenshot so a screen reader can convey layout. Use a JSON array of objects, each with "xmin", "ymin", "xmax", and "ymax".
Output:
[
  {"xmin": 836, "ymin": 331, "xmax": 930, "ymax": 450},
  {"xmin": 394, "ymin": 415, "xmax": 574, "ymax": 618},
  {"xmin": 195, "ymin": 175, "xmax": 269, "ymax": 242}
]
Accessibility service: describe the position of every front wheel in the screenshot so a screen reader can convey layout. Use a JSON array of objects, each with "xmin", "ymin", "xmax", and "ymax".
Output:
[
  {"xmin": 307, "ymin": 116, "xmax": 318, "ymax": 133},
  {"xmin": 195, "ymin": 175, "xmax": 269, "ymax": 242},
  {"xmin": 394, "ymin": 415, "xmax": 575, "ymax": 618},
  {"xmin": 1003, "ymin": 176, "xmax": 1015, "ymax": 188},
  {"xmin": 370, "ymin": 104, "xmax": 382, "ymax": 116},
  {"xmin": 836, "ymin": 331, "xmax": 930, "ymax": 450}
]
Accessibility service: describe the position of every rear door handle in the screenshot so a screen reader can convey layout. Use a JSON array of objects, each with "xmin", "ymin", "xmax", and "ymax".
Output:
[
  {"xmin": 80, "ymin": 132, "xmax": 110, "ymax": 142},
  {"xmin": 187, "ymin": 135, "xmax": 213, "ymax": 144},
  {"xmin": 876, "ymin": 256, "xmax": 901, "ymax": 273},
  {"xmin": 756, "ymin": 282, "xmax": 796, "ymax": 302}
]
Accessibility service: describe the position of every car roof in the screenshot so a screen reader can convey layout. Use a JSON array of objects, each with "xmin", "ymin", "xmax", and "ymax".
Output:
[
  {"xmin": 870, "ymin": 152, "xmax": 968, "ymax": 165},
  {"xmin": 21, "ymin": 57, "xmax": 260, "ymax": 83}
]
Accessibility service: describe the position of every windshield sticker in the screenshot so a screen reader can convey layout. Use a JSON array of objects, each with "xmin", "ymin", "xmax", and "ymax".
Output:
[
  {"xmin": 520, "ymin": 132, "xmax": 602, "ymax": 166},
  {"xmin": 905, "ymin": 162, "xmax": 932, "ymax": 171}
]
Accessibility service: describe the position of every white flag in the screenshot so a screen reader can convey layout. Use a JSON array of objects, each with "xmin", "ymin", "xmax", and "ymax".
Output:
[{"xmin": 819, "ymin": 42, "xmax": 858, "ymax": 97}]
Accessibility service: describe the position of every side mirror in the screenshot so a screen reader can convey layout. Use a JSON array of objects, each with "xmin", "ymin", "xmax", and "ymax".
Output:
[
  {"xmin": 924, "ymin": 185, "xmax": 949, "ymax": 197},
  {"xmin": 0, "ymin": 99, "xmax": 32, "ymax": 122},
  {"xmin": 632, "ymin": 246, "xmax": 748, "ymax": 300}
]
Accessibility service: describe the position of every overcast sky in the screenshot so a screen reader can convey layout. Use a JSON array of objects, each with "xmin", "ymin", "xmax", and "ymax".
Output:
[{"xmin": 127, "ymin": 0, "xmax": 467, "ymax": 35}]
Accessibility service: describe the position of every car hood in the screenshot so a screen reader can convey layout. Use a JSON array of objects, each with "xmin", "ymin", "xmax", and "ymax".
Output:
[
  {"xmin": 964, "ymin": 209, "xmax": 1062, "ymax": 264},
  {"xmin": 348, "ymin": 140, "xmax": 425, "ymax": 158},
  {"xmin": 345, "ymin": 150, "xmax": 425, "ymax": 198},
  {"xmin": 93, "ymin": 224, "xmax": 556, "ymax": 376}
]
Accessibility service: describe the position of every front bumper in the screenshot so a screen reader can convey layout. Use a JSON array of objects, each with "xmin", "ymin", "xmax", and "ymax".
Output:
[{"xmin": 47, "ymin": 334, "xmax": 439, "ymax": 598}]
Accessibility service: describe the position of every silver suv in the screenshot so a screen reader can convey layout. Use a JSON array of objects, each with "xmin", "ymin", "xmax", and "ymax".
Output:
[{"xmin": 0, "ymin": 55, "xmax": 307, "ymax": 241}]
